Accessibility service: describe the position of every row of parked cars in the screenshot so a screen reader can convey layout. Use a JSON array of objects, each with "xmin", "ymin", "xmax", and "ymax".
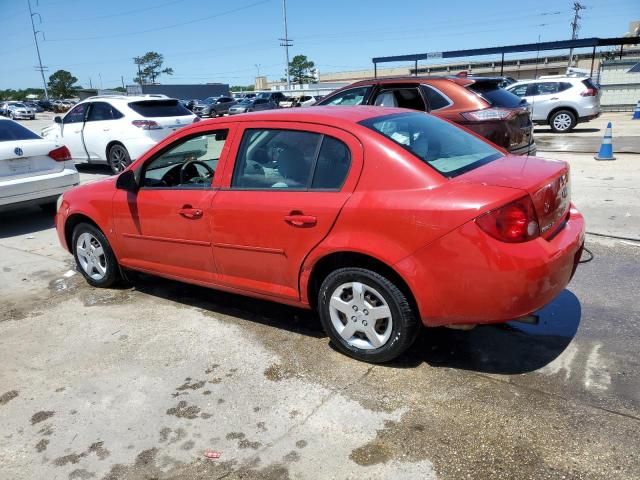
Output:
[
  {"xmin": 180, "ymin": 92, "xmax": 323, "ymax": 118},
  {"xmin": 1, "ymin": 73, "xmax": 601, "ymax": 213}
]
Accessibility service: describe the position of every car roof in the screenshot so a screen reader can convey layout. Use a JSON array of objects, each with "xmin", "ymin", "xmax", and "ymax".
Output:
[
  {"xmin": 78, "ymin": 95, "xmax": 174, "ymax": 105},
  {"xmin": 196, "ymin": 105, "xmax": 411, "ymax": 127},
  {"xmin": 346, "ymin": 75, "xmax": 476, "ymax": 88},
  {"xmin": 509, "ymin": 77, "xmax": 586, "ymax": 85}
]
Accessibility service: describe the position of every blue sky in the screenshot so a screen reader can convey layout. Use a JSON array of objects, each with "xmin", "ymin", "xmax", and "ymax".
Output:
[{"xmin": 0, "ymin": 0, "xmax": 637, "ymax": 90}]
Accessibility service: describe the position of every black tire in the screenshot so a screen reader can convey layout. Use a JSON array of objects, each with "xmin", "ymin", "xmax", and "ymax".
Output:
[
  {"xmin": 318, "ymin": 267, "xmax": 419, "ymax": 363},
  {"xmin": 107, "ymin": 143, "xmax": 131, "ymax": 175},
  {"xmin": 549, "ymin": 109, "xmax": 576, "ymax": 133},
  {"xmin": 72, "ymin": 222, "xmax": 121, "ymax": 288}
]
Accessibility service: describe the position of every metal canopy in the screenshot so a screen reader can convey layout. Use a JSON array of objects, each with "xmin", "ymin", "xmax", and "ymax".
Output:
[{"xmin": 372, "ymin": 37, "xmax": 639, "ymax": 65}]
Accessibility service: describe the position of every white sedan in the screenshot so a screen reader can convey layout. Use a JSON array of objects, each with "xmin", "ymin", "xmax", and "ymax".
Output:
[{"xmin": 0, "ymin": 118, "xmax": 79, "ymax": 213}]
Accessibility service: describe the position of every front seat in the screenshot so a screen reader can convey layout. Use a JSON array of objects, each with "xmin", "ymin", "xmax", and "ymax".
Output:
[{"xmin": 374, "ymin": 91, "xmax": 398, "ymax": 107}]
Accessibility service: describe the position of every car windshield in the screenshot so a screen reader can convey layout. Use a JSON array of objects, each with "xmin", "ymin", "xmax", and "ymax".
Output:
[
  {"xmin": 360, "ymin": 112, "xmax": 503, "ymax": 178},
  {"xmin": 0, "ymin": 120, "xmax": 41, "ymax": 141},
  {"xmin": 201, "ymin": 97, "xmax": 216, "ymax": 105},
  {"xmin": 256, "ymin": 93, "xmax": 270, "ymax": 99},
  {"xmin": 13, "ymin": 103, "xmax": 27, "ymax": 108},
  {"xmin": 238, "ymin": 98, "xmax": 253, "ymax": 104}
]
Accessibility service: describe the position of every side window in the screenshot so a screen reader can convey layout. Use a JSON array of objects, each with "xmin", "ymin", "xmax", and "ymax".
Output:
[
  {"xmin": 537, "ymin": 82, "xmax": 560, "ymax": 95},
  {"xmin": 87, "ymin": 102, "xmax": 123, "ymax": 121},
  {"xmin": 63, "ymin": 104, "xmax": 88, "ymax": 124},
  {"xmin": 421, "ymin": 85, "xmax": 451, "ymax": 110},
  {"xmin": 559, "ymin": 82, "xmax": 573, "ymax": 92},
  {"xmin": 526, "ymin": 84, "xmax": 540, "ymax": 96},
  {"xmin": 374, "ymin": 88, "xmax": 425, "ymax": 111},
  {"xmin": 142, "ymin": 130, "xmax": 228, "ymax": 189},
  {"xmin": 323, "ymin": 87, "xmax": 371, "ymax": 106},
  {"xmin": 311, "ymin": 136, "xmax": 351, "ymax": 190},
  {"xmin": 509, "ymin": 84, "xmax": 528, "ymax": 97},
  {"xmin": 232, "ymin": 129, "xmax": 322, "ymax": 190}
]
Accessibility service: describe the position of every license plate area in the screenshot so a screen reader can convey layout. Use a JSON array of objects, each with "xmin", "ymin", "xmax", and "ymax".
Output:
[{"xmin": 8, "ymin": 158, "xmax": 31, "ymax": 174}]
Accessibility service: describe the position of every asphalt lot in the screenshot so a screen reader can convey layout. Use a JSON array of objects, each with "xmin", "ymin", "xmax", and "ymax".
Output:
[{"xmin": 0, "ymin": 113, "xmax": 639, "ymax": 479}]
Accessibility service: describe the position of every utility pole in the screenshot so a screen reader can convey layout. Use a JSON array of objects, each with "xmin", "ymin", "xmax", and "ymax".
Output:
[
  {"xmin": 121, "ymin": 76, "xmax": 125, "ymax": 90},
  {"xmin": 279, "ymin": 0, "xmax": 292, "ymax": 90},
  {"xmin": 28, "ymin": 0, "xmax": 49, "ymax": 99},
  {"xmin": 567, "ymin": 2, "xmax": 585, "ymax": 68}
]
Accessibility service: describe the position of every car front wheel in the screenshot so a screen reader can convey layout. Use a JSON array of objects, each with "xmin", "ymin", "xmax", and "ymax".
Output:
[
  {"xmin": 72, "ymin": 223, "xmax": 121, "ymax": 288},
  {"xmin": 318, "ymin": 268, "xmax": 420, "ymax": 363},
  {"xmin": 549, "ymin": 110, "xmax": 576, "ymax": 133},
  {"xmin": 107, "ymin": 143, "xmax": 131, "ymax": 175}
]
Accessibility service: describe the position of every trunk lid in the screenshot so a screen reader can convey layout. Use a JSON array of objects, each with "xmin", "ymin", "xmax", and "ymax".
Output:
[
  {"xmin": 127, "ymin": 99, "xmax": 197, "ymax": 141},
  {"xmin": 457, "ymin": 155, "xmax": 571, "ymax": 238},
  {"xmin": 0, "ymin": 139, "xmax": 64, "ymax": 181}
]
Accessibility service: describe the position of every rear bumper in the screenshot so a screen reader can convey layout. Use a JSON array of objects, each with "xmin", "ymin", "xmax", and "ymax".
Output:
[
  {"xmin": 0, "ymin": 168, "xmax": 79, "ymax": 210},
  {"xmin": 395, "ymin": 205, "xmax": 585, "ymax": 327}
]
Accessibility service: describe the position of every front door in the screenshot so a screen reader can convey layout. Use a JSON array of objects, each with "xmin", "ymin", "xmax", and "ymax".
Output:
[
  {"xmin": 212, "ymin": 122, "xmax": 362, "ymax": 301},
  {"xmin": 113, "ymin": 128, "xmax": 231, "ymax": 283},
  {"xmin": 60, "ymin": 103, "xmax": 89, "ymax": 160}
]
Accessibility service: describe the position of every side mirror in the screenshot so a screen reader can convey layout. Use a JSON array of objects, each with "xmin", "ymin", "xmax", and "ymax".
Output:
[
  {"xmin": 115, "ymin": 169, "xmax": 139, "ymax": 192},
  {"xmin": 54, "ymin": 116, "xmax": 62, "ymax": 124}
]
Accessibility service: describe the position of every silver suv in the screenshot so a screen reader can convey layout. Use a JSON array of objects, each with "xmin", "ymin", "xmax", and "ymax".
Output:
[{"xmin": 507, "ymin": 77, "xmax": 601, "ymax": 132}]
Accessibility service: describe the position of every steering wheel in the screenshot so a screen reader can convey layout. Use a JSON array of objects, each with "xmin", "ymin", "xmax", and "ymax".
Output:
[{"xmin": 179, "ymin": 160, "xmax": 214, "ymax": 185}]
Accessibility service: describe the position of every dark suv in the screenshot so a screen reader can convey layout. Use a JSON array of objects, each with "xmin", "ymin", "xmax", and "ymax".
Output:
[{"xmin": 316, "ymin": 76, "xmax": 536, "ymax": 155}]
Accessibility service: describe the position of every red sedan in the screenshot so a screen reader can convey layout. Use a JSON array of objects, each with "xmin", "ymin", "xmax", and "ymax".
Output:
[{"xmin": 55, "ymin": 107, "xmax": 584, "ymax": 363}]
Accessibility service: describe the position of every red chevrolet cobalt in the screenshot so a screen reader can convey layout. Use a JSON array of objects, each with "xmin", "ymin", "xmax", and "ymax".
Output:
[{"xmin": 55, "ymin": 107, "xmax": 584, "ymax": 363}]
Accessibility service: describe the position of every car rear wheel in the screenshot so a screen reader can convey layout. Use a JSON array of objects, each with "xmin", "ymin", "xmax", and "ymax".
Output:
[
  {"xmin": 108, "ymin": 144, "xmax": 131, "ymax": 175},
  {"xmin": 549, "ymin": 110, "xmax": 576, "ymax": 133},
  {"xmin": 72, "ymin": 223, "xmax": 120, "ymax": 288},
  {"xmin": 318, "ymin": 268, "xmax": 420, "ymax": 363}
]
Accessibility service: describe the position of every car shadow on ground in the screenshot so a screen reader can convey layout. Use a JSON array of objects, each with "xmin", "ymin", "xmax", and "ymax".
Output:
[
  {"xmin": 76, "ymin": 164, "xmax": 112, "ymax": 175},
  {"xmin": 128, "ymin": 272, "xmax": 325, "ymax": 339},
  {"xmin": 0, "ymin": 207, "xmax": 54, "ymax": 238},
  {"xmin": 128, "ymin": 272, "xmax": 580, "ymax": 375},
  {"xmin": 392, "ymin": 289, "xmax": 582, "ymax": 374},
  {"xmin": 535, "ymin": 127, "xmax": 601, "ymax": 134}
]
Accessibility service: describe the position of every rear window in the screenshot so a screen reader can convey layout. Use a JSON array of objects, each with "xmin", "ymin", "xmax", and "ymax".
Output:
[
  {"xmin": 128, "ymin": 100, "xmax": 192, "ymax": 118},
  {"xmin": 468, "ymin": 82, "xmax": 524, "ymax": 108},
  {"xmin": 0, "ymin": 120, "xmax": 41, "ymax": 141},
  {"xmin": 582, "ymin": 78, "xmax": 599, "ymax": 90},
  {"xmin": 360, "ymin": 112, "xmax": 503, "ymax": 178}
]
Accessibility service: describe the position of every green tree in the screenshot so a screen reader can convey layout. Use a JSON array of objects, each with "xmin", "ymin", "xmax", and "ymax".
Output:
[
  {"xmin": 133, "ymin": 52, "xmax": 174, "ymax": 84},
  {"xmin": 47, "ymin": 70, "xmax": 79, "ymax": 98},
  {"xmin": 287, "ymin": 55, "xmax": 316, "ymax": 85}
]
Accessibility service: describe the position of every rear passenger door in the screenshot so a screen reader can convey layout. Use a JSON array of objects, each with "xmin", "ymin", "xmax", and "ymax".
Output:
[
  {"xmin": 211, "ymin": 122, "xmax": 363, "ymax": 301},
  {"xmin": 83, "ymin": 102, "xmax": 124, "ymax": 161},
  {"xmin": 527, "ymin": 82, "xmax": 560, "ymax": 121}
]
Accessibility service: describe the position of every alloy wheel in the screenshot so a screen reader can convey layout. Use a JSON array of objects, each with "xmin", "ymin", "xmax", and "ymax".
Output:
[
  {"xmin": 76, "ymin": 232, "xmax": 107, "ymax": 281},
  {"xmin": 328, "ymin": 282, "xmax": 393, "ymax": 350},
  {"xmin": 552, "ymin": 113, "xmax": 573, "ymax": 131},
  {"xmin": 109, "ymin": 145, "xmax": 129, "ymax": 173}
]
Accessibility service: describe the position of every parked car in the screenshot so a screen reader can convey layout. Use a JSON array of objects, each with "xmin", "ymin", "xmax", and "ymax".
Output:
[
  {"xmin": 316, "ymin": 76, "xmax": 536, "ymax": 155},
  {"xmin": 228, "ymin": 97, "xmax": 278, "ymax": 114},
  {"xmin": 4, "ymin": 102, "xmax": 36, "ymax": 120},
  {"xmin": 0, "ymin": 118, "xmax": 79, "ymax": 213},
  {"xmin": 192, "ymin": 96, "xmax": 237, "ymax": 117},
  {"xmin": 256, "ymin": 91, "xmax": 288, "ymax": 106},
  {"xmin": 506, "ymin": 77, "xmax": 601, "ymax": 132},
  {"xmin": 24, "ymin": 101, "xmax": 44, "ymax": 113},
  {"xmin": 38, "ymin": 99, "xmax": 55, "ymax": 112},
  {"xmin": 41, "ymin": 95, "xmax": 198, "ymax": 174},
  {"xmin": 280, "ymin": 95, "xmax": 320, "ymax": 108},
  {"xmin": 55, "ymin": 107, "xmax": 584, "ymax": 363}
]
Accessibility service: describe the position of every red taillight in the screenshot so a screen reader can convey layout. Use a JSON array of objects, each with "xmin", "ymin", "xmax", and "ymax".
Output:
[
  {"xmin": 476, "ymin": 196, "xmax": 540, "ymax": 243},
  {"xmin": 131, "ymin": 120, "xmax": 162, "ymax": 130},
  {"xmin": 580, "ymin": 88, "xmax": 598, "ymax": 97},
  {"xmin": 48, "ymin": 145, "xmax": 71, "ymax": 162},
  {"xmin": 461, "ymin": 108, "xmax": 517, "ymax": 122}
]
